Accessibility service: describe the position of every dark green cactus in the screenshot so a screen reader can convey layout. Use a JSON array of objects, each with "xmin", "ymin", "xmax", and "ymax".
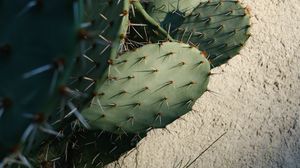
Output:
[
  {"xmin": 141, "ymin": 0, "xmax": 251, "ymax": 68},
  {"xmin": 0, "ymin": 0, "xmax": 79, "ymax": 162},
  {"xmin": 39, "ymin": 0, "xmax": 131, "ymax": 154},
  {"xmin": 82, "ymin": 42, "xmax": 210, "ymax": 133},
  {"xmin": 68, "ymin": 0, "xmax": 130, "ymax": 108},
  {"xmin": 144, "ymin": 0, "xmax": 202, "ymax": 31},
  {"xmin": 174, "ymin": 0, "xmax": 251, "ymax": 67},
  {"xmin": 31, "ymin": 130, "xmax": 146, "ymax": 167}
]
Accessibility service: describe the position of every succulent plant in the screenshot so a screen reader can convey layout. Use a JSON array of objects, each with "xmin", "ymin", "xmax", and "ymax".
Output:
[
  {"xmin": 0, "ymin": 0, "xmax": 79, "ymax": 162},
  {"xmin": 82, "ymin": 42, "xmax": 210, "ymax": 133},
  {"xmin": 0, "ymin": 0, "xmax": 251, "ymax": 167}
]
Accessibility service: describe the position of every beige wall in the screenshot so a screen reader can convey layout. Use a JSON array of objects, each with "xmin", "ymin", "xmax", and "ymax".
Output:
[{"xmin": 107, "ymin": 0, "xmax": 300, "ymax": 167}]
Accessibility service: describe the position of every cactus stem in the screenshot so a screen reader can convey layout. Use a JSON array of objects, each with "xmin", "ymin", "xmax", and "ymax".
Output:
[{"xmin": 132, "ymin": 1, "xmax": 174, "ymax": 41}]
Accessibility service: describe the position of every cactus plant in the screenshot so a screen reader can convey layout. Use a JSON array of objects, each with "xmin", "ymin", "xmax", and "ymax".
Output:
[
  {"xmin": 140, "ymin": 0, "xmax": 251, "ymax": 67},
  {"xmin": 0, "ymin": 0, "xmax": 80, "ymax": 162},
  {"xmin": 82, "ymin": 42, "xmax": 210, "ymax": 133},
  {"xmin": 0, "ymin": 0, "xmax": 251, "ymax": 167},
  {"xmin": 68, "ymin": 0, "xmax": 130, "ymax": 108},
  {"xmin": 173, "ymin": 1, "xmax": 251, "ymax": 67},
  {"xmin": 31, "ymin": 130, "xmax": 146, "ymax": 167}
]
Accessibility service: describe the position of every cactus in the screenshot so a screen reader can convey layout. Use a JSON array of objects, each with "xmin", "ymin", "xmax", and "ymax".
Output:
[
  {"xmin": 40, "ymin": 0, "xmax": 131, "ymax": 155},
  {"xmin": 68, "ymin": 0, "xmax": 130, "ymax": 108},
  {"xmin": 144, "ymin": 0, "xmax": 202, "ymax": 31},
  {"xmin": 82, "ymin": 42, "xmax": 210, "ymax": 133},
  {"xmin": 0, "ymin": 0, "xmax": 251, "ymax": 167},
  {"xmin": 141, "ymin": 0, "xmax": 251, "ymax": 68},
  {"xmin": 0, "ymin": 0, "xmax": 79, "ymax": 162},
  {"xmin": 174, "ymin": 1, "xmax": 251, "ymax": 67},
  {"xmin": 31, "ymin": 130, "xmax": 146, "ymax": 167}
]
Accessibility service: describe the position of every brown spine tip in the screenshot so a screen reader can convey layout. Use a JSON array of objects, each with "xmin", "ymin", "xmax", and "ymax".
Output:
[
  {"xmin": 201, "ymin": 50, "xmax": 208, "ymax": 57},
  {"xmin": 127, "ymin": 75, "xmax": 135, "ymax": 79},
  {"xmin": 120, "ymin": 10, "xmax": 128, "ymax": 16},
  {"xmin": 53, "ymin": 58, "xmax": 65, "ymax": 69},
  {"xmin": 245, "ymin": 6, "xmax": 251, "ymax": 16},
  {"xmin": 107, "ymin": 75, "xmax": 118, "ymax": 81},
  {"xmin": 189, "ymin": 81, "xmax": 197, "ymax": 85},
  {"xmin": 167, "ymin": 80, "xmax": 174, "ymax": 85},
  {"xmin": 98, "ymin": 92, "xmax": 105, "ymax": 96},
  {"xmin": 2, "ymin": 97, "xmax": 13, "ymax": 108},
  {"xmin": 33, "ymin": 113, "xmax": 45, "ymax": 124},
  {"xmin": 78, "ymin": 29, "xmax": 89, "ymax": 40},
  {"xmin": 119, "ymin": 33, "xmax": 126, "ymax": 40},
  {"xmin": 58, "ymin": 85, "xmax": 68, "ymax": 96},
  {"xmin": 162, "ymin": 97, "xmax": 168, "ymax": 101},
  {"xmin": 156, "ymin": 112, "xmax": 162, "ymax": 116},
  {"xmin": 0, "ymin": 43, "xmax": 12, "ymax": 57},
  {"xmin": 199, "ymin": 61, "xmax": 205, "ymax": 65},
  {"xmin": 9, "ymin": 144, "xmax": 20, "ymax": 154},
  {"xmin": 107, "ymin": 59, "xmax": 113, "ymax": 65},
  {"xmin": 179, "ymin": 62, "xmax": 185, "ymax": 65}
]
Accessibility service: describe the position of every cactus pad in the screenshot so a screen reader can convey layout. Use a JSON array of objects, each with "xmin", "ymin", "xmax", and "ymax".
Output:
[
  {"xmin": 144, "ymin": 0, "xmax": 203, "ymax": 31},
  {"xmin": 174, "ymin": 0, "xmax": 251, "ymax": 67},
  {"xmin": 82, "ymin": 42, "xmax": 210, "ymax": 134},
  {"xmin": 69, "ymin": 0, "xmax": 130, "ymax": 106},
  {"xmin": 0, "ymin": 0, "xmax": 78, "ymax": 160}
]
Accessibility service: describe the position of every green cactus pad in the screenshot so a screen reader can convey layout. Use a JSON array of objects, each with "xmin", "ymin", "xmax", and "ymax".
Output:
[
  {"xmin": 30, "ymin": 129, "xmax": 146, "ymax": 168},
  {"xmin": 144, "ymin": 0, "xmax": 204, "ymax": 31},
  {"xmin": 0, "ymin": 0, "xmax": 78, "ymax": 160},
  {"xmin": 69, "ymin": 0, "xmax": 130, "ymax": 106},
  {"xmin": 174, "ymin": 0, "xmax": 251, "ymax": 67},
  {"xmin": 142, "ymin": 0, "xmax": 251, "ymax": 68},
  {"xmin": 82, "ymin": 42, "xmax": 210, "ymax": 134}
]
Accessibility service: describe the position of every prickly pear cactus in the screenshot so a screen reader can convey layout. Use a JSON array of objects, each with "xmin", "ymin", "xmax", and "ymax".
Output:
[
  {"xmin": 142, "ymin": 0, "xmax": 251, "ymax": 68},
  {"xmin": 144, "ymin": 0, "xmax": 203, "ymax": 31},
  {"xmin": 32, "ymin": 130, "xmax": 146, "ymax": 168},
  {"xmin": 0, "ymin": 0, "xmax": 251, "ymax": 167},
  {"xmin": 82, "ymin": 42, "xmax": 210, "ymax": 133},
  {"xmin": 42, "ymin": 0, "xmax": 131, "ymax": 148},
  {"xmin": 0, "ymin": 0, "xmax": 79, "ymax": 161},
  {"xmin": 69, "ymin": 0, "xmax": 130, "ymax": 108},
  {"xmin": 174, "ymin": 0, "xmax": 251, "ymax": 67}
]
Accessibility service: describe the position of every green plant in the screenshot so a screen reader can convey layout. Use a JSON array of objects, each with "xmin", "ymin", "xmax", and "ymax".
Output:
[{"xmin": 0, "ymin": 0, "xmax": 250, "ymax": 167}]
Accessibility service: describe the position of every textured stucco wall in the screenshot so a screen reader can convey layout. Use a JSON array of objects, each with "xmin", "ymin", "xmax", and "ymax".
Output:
[{"xmin": 107, "ymin": 0, "xmax": 300, "ymax": 167}]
